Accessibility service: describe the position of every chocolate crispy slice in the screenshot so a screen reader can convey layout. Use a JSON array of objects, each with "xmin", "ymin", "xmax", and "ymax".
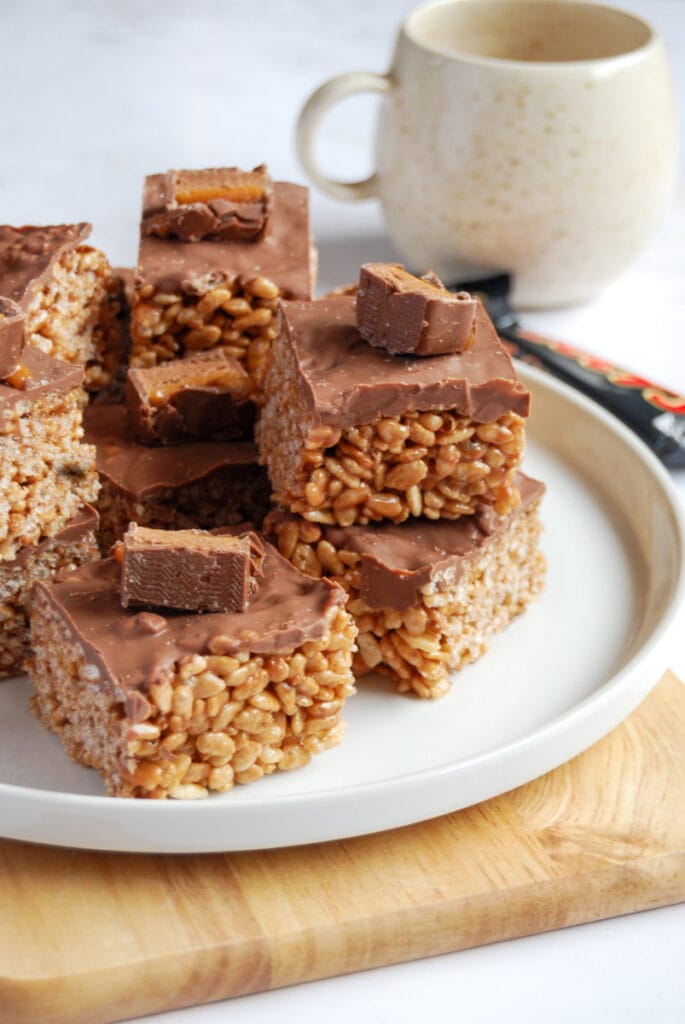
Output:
[
  {"xmin": 264, "ymin": 473, "xmax": 546, "ymax": 699},
  {"xmin": 136, "ymin": 178, "xmax": 313, "ymax": 300},
  {"xmin": 256, "ymin": 294, "xmax": 530, "ymax": 527},
  {"xmin": 265, "ymin": 474, "xmax": 544, "ymax": 612},
  {"xmin": 0, "ymin": 346, "xmax": 98, "ymax": 562},
  {"xmin": 316, "ymin": 474, "xmax": 544, "ymax": 610},
  {"xmin": 83, "ymin": 403, "xmax": 265, "ymax": 501},
  {"xmin": 28, "ymin": 538, "xmax": 356, "ymax": 798}
]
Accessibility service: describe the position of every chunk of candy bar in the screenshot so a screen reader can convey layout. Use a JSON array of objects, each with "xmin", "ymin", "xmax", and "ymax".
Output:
[
  {"xmin": 119, "ymin": 525, "xmax": 265, "ymax": 613},
  {"xmin": 142, "ymin": 165, "xmax": 273, "ymax": 243},
  {"xmin": 29, "ymin": 537, "xmax": 354, "ymax": 797},
  {"xmin": 356, "ymin": 263, "xmax": 476, "ymax": 356},
  {"xmin": 126, "ymin": 351, "xmax": 254, "ymax": 445},
  {"xmin": 0, "ymin": 297, "xmax": 25, "ymax": 380}
]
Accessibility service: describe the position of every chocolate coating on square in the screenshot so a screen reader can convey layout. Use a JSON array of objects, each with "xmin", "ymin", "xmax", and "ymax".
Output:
[
  {"xmin": 357, "ymin": 264, "xmax": 476, "ymax": 356},
  {"xmin": 0, "ymin": 297, "xmax": 25, "ymax": 379},
  {"xmin": 35, "ymin": 542, "xmax": 346, "ymax": 718},
  {"xmin": 126, "ymin": 352, "xmax": 254, "ymax": 445},
  {"xmin": 276, "ymin": 296, "xmax": 529, "ymax": 428},
  {"xmin": 0, "ymin": 223, "xmax": 91, "ymax": 309},
  {"xmin": 137, "ymin": 181, "xmax": 313, "ymax": 299},
  {"xmin": 0, "ymin": 345, "xmax": 84, "ymax": 412},
  {"xmin": 84, "ymin": 403, "xmax": 263, "ymax": 499},
  {"xmin": 143, "ymin": 166, "xmax": 273, "ymax": 243},
  {"xmin": 119, "ymin": 525, "xmax": 265, "ymax": 613}
]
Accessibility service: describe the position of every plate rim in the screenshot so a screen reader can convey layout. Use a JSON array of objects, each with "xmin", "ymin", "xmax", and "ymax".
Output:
[{"xmin": 1, "ymin": 363, "xmax": 683, "ymax": 850}]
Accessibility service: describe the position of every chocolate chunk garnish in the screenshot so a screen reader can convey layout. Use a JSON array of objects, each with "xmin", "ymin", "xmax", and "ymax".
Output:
[
  {"xmin": 357, "ymin": 263, "xmax": 477, "ymax": 356},
  {"xmin": 119, "ymin": 524, "xmax": 266, "ymax": 613},
  {"xmin": 142, "ymin": 165, "xmax": 273, "ymax": 243},
  {"xmin": 126, "ymin": 351, "xmax": 254, "ymax": 445},
  {"xmin": 0, "ymin": 297, "xmax": 26, "ymax": 380}
]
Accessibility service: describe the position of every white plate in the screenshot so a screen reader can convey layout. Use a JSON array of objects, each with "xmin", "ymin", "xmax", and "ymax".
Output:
[{"xmin": 0, "ymin": 364, "xmax": 683, "ymax": 853}]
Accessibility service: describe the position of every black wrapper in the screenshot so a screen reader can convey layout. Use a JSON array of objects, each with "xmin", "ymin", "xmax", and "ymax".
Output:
[{"xmin": 449, "ymin": 274, "xmax": 685, "ymax": 469}]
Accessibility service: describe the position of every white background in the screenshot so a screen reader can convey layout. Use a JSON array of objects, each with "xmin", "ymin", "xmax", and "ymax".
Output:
[{"xmin": 1, "ymin": 2, "xmax": 683, "ymax": 1022}]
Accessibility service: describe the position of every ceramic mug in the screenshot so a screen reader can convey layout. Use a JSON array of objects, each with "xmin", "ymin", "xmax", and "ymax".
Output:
[{"xmin": 297, "ymin": 0, "xmax": 678, "ymax": 308}]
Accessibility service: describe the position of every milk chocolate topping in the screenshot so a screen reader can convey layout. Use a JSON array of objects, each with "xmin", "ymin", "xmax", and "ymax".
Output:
[
  {"xmin": 0, "ymin": 345, "xmax": 84, "ymax": 412},
  {"xmin": 267, "ymin": 475, "xmax": 544, "ymax": 611},
  {"xmin": 137, "ymin": 181, "xmax": 313, "ymax": 299},
  {"xmin": 279, "ymin": 296, "xmax": 530, "ymax": 428},
  {"xmin": 0, "ymin": 223, "xmax": 91, "ymax": 308},
  {"xmin": 0, "ymin": 297, "xmax": 25, "ymax": 379},
  {"xmin": 84, "ymin": 403, "xmax": 262, "ymax": 498},
  {"xmin": 38, "ymin": 542, "xmax": 346, "ymax": 714}
]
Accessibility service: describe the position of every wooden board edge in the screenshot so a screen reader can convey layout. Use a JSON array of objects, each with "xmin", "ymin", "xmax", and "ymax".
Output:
[{"xmin": 2, "ymin": 850, "xmax": 683, "ymax": 1024}]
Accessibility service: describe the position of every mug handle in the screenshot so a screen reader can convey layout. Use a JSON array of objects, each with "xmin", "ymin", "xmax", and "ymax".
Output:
[{"xmin": 296, "ymin": 72, "xmax": 391, "ymax": 200}]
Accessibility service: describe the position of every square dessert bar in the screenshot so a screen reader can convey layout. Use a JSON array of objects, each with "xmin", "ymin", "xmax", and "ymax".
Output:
[
  {"xmin": 28, "ymin": 536, "xmax": 357, "ymax": 798},
  {"xmin": 0, "ymin": 223, "xmax": 121, "ymax": 392},
  {"xmin": 257, "ymin": 296, "xmax": 530, "ymax": 526},
  {"xmin": 84, "ymin": 404, "xmax": 271, "ymax": 551},
  {"xmin": 265, "ymin": 474, "xmax": 545, "ymax": 699},
  {"xmin": 0, "ymin": 348, "xmax": 99, "ymax": 560},
  {"xmin": 130, "ymin": 170, "xmax": 315, "ymax": 393},
  {"xmin": 0, "ymin": 506, "xmax": 99, "ymax": 678}
]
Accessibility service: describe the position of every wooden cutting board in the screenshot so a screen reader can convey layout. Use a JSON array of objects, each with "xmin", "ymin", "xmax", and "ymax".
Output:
[{"xmin": 1, "ymin": 670, "xmax": 683, "ymax": 1024}]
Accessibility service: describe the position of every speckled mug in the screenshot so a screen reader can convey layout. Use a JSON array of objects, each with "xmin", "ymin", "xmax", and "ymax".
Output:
[{"xmin": 297, "ymin": 0, "xmax": 678, "ymax": 308}]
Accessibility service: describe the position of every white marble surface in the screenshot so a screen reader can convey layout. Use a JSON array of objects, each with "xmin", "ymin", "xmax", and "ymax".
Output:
[{"xmin": 1, "ymin": 1, "xmax": 684, "ymax": 1022}]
